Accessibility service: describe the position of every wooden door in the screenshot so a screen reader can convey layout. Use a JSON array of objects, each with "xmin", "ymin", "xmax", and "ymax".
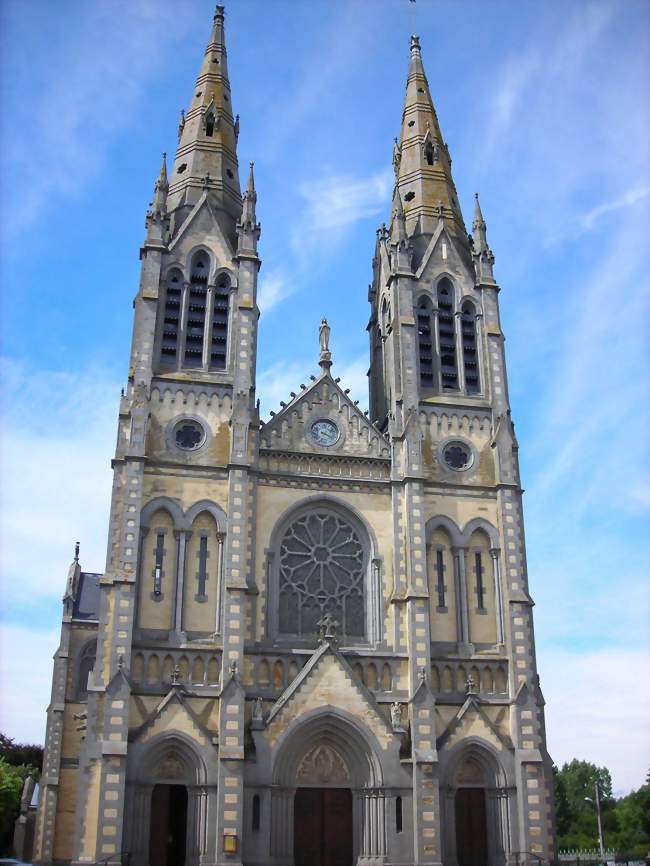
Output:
[
  {"xmin": 294, "ymin": 788, "xmax": 353, "ymax": 866},
  {"xmin": 149, "ymin": 784, "xmax": 188, "ymax": 866},
  {"xmin": 455, "ymin": 787, "xmax": 488, "ymax": 866}
]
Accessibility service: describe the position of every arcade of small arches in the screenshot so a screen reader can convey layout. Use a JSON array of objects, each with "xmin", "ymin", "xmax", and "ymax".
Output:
[
  {"xmin": 158, "ymin": 249, "xmax": 234, "ymax": 373},
  {"xmin": 120, "ymin": 714, "xmax": 516, "ymax": 866}
]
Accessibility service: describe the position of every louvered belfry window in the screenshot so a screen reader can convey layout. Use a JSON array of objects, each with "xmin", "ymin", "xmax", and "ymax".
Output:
[
  {"xmin": 161, "ymin": 270, "xmax": 182, "ymax": 362},
  {"xmin": 462, "ymin": 301, "xmax": 480, "ymax": 394},
  {"xmin": 278, "ymin": 510, "xmax": 366, "ymax": 639},
  {"xmin": 184, "ymin": 251, "xmax": 209, "ymax": 367},
  {"xmin": 210, "ymin": 274, "xmax": 230, "ymax": 370},
  {"xmin": 437, "ymin": 278, "xmax": 458, "ymax": 390},
  {"xmin": 417, "ymin": 295, "xmax": 435, "ymax": 389}
]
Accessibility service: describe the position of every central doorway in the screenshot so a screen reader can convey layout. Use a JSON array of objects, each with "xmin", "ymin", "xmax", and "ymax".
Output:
[
  {"xmin": 149, "ymin": 784, "xmax": 188, "ymax": 866},
  {"xmin": 294, "ymin": 787, "xmax": 353, "ymax": 866},
  {"xmin": 455, "ymin": 787, "xmax": 488, "ymax": 866}
]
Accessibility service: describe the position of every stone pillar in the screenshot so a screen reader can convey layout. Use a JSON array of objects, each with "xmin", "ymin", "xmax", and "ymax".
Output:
[
  {"xmin": 269, "ymin": 787, "xmax": 293, "ymax": 865},
  {"xmin": 490, "ymin": 547, "xmax": 505, "ymax": 646},
  {"xmin": 454, "ymin": 310, "xmax": 466, "ymax": 392},
  {"xmin": 177, "ymin": 281, "xmax": 190, "ymax": 371},
  {"xmin": 358, "ymin": 788, "xmax": 387, "ymax": 864},
  {"xmin": 452, "ymin": 546, "xmax": 470, "ymax": 650},
  {"xmin": 432, "ymin": 308, "xmax": 442, "ymax": 392},
  {"xmin": 202, "ymin": 284, "xmax": 215, "ymax": 369},
  {"xmin": 215, "ymin": 532, "xmax": 225, "ymax": 634},
  {"xmin": 173, "ymin": 529, "xmax": 190, "ymax": 636}
]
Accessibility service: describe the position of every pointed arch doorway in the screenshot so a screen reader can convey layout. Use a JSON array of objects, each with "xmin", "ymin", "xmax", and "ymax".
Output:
[{"xmin": 271, "ymin": 711, "xmax": 387, "ymax": 866}]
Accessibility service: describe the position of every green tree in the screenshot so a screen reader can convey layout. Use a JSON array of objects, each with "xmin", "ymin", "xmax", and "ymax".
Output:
[
  {"xmin": 0, "ymin": 734, "xmax": 43, "ymax": 773},
  {"xmin": 0, "ymin": 758, "xmax": 33, "ymax": 855}
]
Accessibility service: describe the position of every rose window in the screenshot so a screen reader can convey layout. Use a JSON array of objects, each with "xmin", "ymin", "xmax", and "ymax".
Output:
[
  {"xmin": 442, "ymin": 441, "xmax": 472, "ymax": 470},
  {"xmin": 278, "ymin": 511, "xmax": 366, "ymax": 639}
]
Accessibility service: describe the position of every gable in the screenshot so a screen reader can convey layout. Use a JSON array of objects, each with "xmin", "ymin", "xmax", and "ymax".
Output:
[
  {"xmin": 260, "ymin": 373, "xmax": 390, "ymax": 461},
  {"xmin": 415, "ymin": 224, "xmax": 475, "ymax": 288},
  {"xmin": 168, "ymin": 192, "xmax": 235, "ymax": 263},
  {"xmin": 437, "ymin": 698, "xmax": 512, "ymax": 753},
  {"xmin": 130, "ymin": 689, "xmax": 216, "ymax": 747},
  {"xmin": 263, "ymin": 651, "xmax": 393, "ymax": 750}
]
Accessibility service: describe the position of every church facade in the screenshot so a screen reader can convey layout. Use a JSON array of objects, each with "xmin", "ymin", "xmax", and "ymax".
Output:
[{"xmin": 33, "ymin": 6, "xmax": 556, "ymax": 866}]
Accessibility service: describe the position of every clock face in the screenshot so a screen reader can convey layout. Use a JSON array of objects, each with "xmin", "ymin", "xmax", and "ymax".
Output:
[{"xmin": 311, "ymin": 419, "xmax": 340, "ymax": 447}]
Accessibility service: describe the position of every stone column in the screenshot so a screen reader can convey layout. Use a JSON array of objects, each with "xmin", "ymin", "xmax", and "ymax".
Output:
[
  {"xmin": 173, "ymin": 529, "xmax": 190, "ymax": 637},
  {"xmin": 452, "ymin": 546, "xmax": 470, "ymax": 650},
  {"xmin": 269, "ymin": 787, "xmax": 293, "ymax": 865},
  {"xmin": 215, "ymin": 532, "xmax": 226, "ymax": 634},
  {"xmin": 432, "ymin": 308, "xmax": 442, "ymax": 392},
  {"xmin": 475, "ymin": 311, "xmax": 486, "ymax": 395},
  {"xmin": 358, "ymin": 788, "xmax": 387, "ymax": 863},
  {"xmin": 177, "ymin": 281, "xmax": 190, "ymax": 371},
  {"xmin": 202, "ymin": 284, "xmax": 215, "ymax": 370},
  {"xmin": 490, "ymin": 547, "xmax": 505, "ymax": 646},
  {"xmin": 454, "ymin": 310, "xmax": 466, "ymax": 392}
]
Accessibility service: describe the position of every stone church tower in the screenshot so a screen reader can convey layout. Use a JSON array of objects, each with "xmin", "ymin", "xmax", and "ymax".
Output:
[{"xmin": 34, "ymin": 7, "xmax": 556, "ymax": 866}]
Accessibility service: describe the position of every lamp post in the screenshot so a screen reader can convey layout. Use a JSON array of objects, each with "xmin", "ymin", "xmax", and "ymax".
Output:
[{"xmin": 585, "ymin": 781, "xmax": 606, "ymax": 864}]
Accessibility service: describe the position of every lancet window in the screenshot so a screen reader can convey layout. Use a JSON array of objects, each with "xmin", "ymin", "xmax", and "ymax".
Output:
[
  {"xmin": 184, "ymin": 251, "xmax": 209, "ymax": 367},
  {"xmin": 417, "ymin": 294, "xmax": 435, "ymax": 389},
  {"xmin": 461, "ymin": 300, "xmax": 480, "ymax": 394},
  {"xmin": 437, "ymin": 278, "xmax": 458, "ymax": 390},
  {"xmin": 76, "ymin": 640, "xmax": 97, "ymax": 701},
  {"xmin": 277, "ymin": 508, "xmax": 367, "ymax": 641}
]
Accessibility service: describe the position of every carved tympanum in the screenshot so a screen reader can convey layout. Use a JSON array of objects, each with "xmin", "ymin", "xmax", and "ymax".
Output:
[{"xmin": 296, "ymin": 744, "xmax": 351, "ymax": 785}]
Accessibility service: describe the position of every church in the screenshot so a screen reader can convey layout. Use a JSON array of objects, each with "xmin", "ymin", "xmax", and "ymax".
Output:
[{"xmin": 33, "ymin": 5, "xmax": 557, "ymax": 866}]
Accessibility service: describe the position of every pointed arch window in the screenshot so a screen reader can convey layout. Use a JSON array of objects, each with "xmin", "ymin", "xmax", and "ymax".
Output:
[
  {"xmin": 205, "ymin": 111, "xmax": 215, "ymax": 137},
  {"xmin": 417, "ymin": 294, "xmax": 435, "ymax": 389},
  {"xmin": 161, "ymin": 269, "xmax": 182, "ymax": 363},
  {"xmin": 210, "ymin": 274, "xmax": 230, "ymax": 370},
  {"xmin": 184, "ymin": 252, "xmax": 210, "ymax": 368},
  {"xmin": 461, "ymin": 301, "xmax": 480, "ymax": 394},
  {"xmin": 437, "ymin": 278, "xmax": 458, "ymax": 390},
  {"xmin": 76, "ymin": 640, "xmax": 97, "ymax": 701}
]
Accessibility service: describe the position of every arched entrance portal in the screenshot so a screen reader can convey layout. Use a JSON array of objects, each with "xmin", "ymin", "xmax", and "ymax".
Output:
[
  {"xmin": 293, "ymin": 744, "xmax": 354, "ymax": 866},
  {"xmin": 271, "ymin": 711, "xmax": 386, "ymax": 865},
  {"xmin": 124, "ymin": 735, "xmax": 211, "ymax": 866},
  {"xmin": 441, "ymin": 744, "xmax": 512, "ymax": 866}
]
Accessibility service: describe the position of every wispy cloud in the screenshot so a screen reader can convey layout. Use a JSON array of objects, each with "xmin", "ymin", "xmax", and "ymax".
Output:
[
  {"xmin": 0, "ymin": 358, "xmax": 119, "ymax": 607},
  {"xmin": 0, "ymin": 1, "xmax": 201, "ymax": 236},
  {"xmin": 257, "ymin": 270, "xmax": 293, "ymax": 314},
  {"xmin": 580, "ymin": 185, "xmax": 650, "ymax": 231}
]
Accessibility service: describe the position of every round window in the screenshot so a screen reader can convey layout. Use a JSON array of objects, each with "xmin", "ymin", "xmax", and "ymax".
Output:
[
  {"xmin": 174, "ymin": 420, "xmax": 205, "ymax": 451},
  {"xmin": 442, "ymin": 440, "xmax": 473, "ymax": 471}
]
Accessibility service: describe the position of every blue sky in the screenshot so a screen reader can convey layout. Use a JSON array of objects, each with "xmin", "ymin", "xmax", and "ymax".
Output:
[{"xmin": 0, "ymin": 0, "xmax": 648, "ymax": 794}]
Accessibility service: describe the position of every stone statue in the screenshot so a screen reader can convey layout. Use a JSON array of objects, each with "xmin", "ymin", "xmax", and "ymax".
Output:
[
  {"xmin": 253, "ymin": 697, "xmax": 264, "ymax": 721},
  {"xmin": 391, "ymin": 702, "xmax": 403, "ymax": 729},
  {"xmin": 319, "ymin": 318, "xmax": 330, "ymax": 354}
]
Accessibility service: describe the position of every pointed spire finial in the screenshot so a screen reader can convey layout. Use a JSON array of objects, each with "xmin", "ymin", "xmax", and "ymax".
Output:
[
  {"xmin": 74, "ymin": 541, "xmax": 80, "ymax": 562},
  {"xmin": 319, "ymin": 318, "xmax": 332, "ymax": 370},
  {"xmin": 472, "ymin": 192, "xmax": 495, "ymax": 282},
  {"xmin": 410, "ymin": 34, "xmax": 421, "ymax": 53},
  {"xmin": 247, "ymin": 161, "xmax": 256, "ymax": 196}
]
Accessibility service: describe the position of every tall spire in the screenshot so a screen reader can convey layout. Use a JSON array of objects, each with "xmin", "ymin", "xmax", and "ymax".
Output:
[
  {"xmin": 395, "ymin": 35, "xmax": 468, "ymax": 250},
  {"xmin": 167, "ymin": 4, "xmax": 242, "ymax": 236}
]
